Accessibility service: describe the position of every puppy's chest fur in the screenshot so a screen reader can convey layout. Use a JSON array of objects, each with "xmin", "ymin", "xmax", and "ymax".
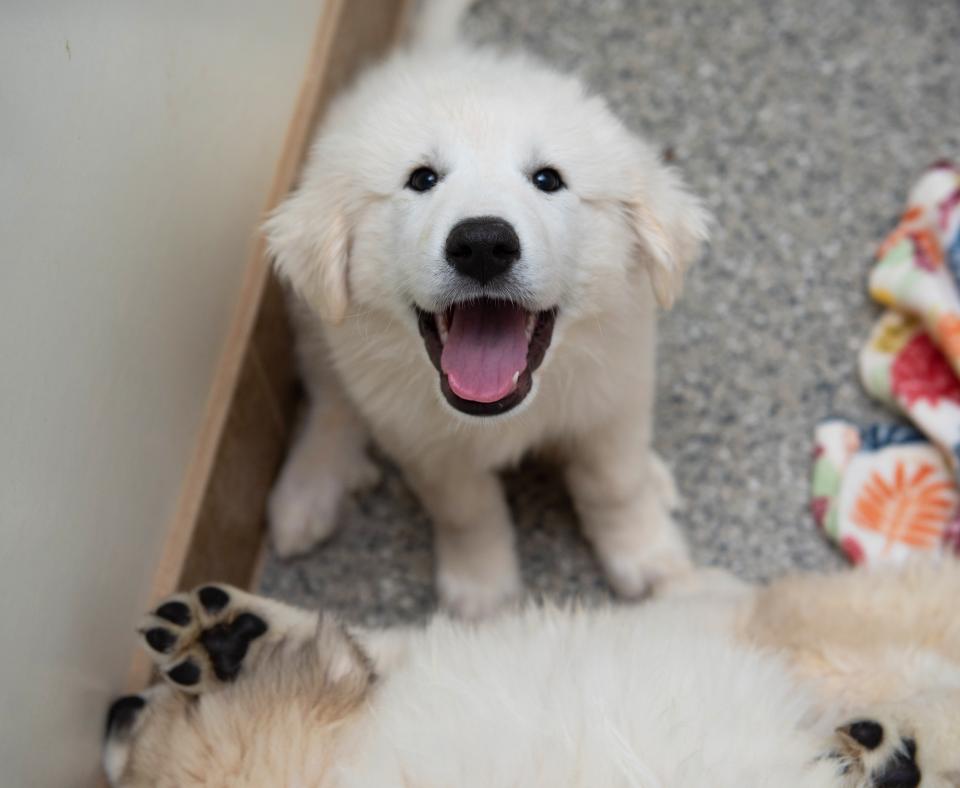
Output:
[{"xmin": 323, "ymin": 292, "xmax": 657, "ymax": 469}]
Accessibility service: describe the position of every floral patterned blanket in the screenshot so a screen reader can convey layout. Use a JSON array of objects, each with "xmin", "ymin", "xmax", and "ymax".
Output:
[{"xmin": 813, "ymin": 162, "xmax": 960, "ymax": 566}]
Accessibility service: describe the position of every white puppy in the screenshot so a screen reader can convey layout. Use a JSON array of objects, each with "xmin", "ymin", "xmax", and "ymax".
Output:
[
  {"xmin": 105, "ymin": 562, "xmax": 960, "ymax": 786},
  {"xmin": 265, "ymin": 1, "xmax": 709, "ymax": 615}
]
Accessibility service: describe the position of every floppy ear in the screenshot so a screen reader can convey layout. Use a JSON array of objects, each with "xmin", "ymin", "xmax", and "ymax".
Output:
[
  {"xmin": 625, "ymin": 163, "xmax": 710, "ymax": 309},
  {"xmin": 264, "ymin": 180, "xmax": 350, "ymax": 324}
]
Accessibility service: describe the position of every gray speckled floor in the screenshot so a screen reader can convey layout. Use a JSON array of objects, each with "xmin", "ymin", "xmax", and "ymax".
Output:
[{"xmin": 259, "ymin": 0, "xmax": 960, "ymax": 625}]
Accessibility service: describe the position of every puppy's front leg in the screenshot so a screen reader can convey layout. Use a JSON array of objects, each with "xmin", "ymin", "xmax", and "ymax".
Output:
[
  {"xmin": 406, "ymin": 460, "xmax": 521, "ymax": 618},
  {"xmin": 269, "ymin": 364, "xmax": 379, "ymax": 559},
  {"xmin": 566, "ymin": 425, "xmax": 691, "ymax": 598}
]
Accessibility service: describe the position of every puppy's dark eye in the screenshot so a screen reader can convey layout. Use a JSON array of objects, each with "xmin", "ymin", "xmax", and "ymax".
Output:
[
  {"xmin": 407, "ymin": 167, "xmax": 439, "ymax": 192},
  {"xmin": 532, "ymin": 167, "xmax": 565, "ymax": 193}
]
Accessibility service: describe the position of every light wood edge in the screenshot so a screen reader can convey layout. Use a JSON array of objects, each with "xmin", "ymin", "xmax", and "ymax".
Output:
[{"xmin": 122, "ymin": 0, "xmax": 413, "ymax": 694}]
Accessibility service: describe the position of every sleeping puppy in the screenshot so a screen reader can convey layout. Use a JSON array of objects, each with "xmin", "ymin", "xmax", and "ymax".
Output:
[
  {"xmin": 104, "ymin": 561, "xmax": 959, "ymax": 786},
  {"xmin": 265, "ymin": 0, "xmax": 709, "ymax": 616}
]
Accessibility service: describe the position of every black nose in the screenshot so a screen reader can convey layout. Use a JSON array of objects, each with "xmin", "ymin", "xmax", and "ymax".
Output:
[{"xmin": 444, "ymin": 217, "xmax": 521, "ymax": 284}]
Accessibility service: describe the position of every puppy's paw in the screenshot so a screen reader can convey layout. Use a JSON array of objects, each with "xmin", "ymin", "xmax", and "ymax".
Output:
[
  {"xmin": 591, "ymin": 501, "xmax": 693, "ymax": 599},
  {"xmin": 268, "ymin": 469, "xmax": 347, "ymax": 558},
  {"xmin": 573, "ymin": 457, "xmax": 692, "ymax": 599},
  {"xmin": 268, "ymin": 445, "xmax": 380, "ymax": 559},
  {"xmin": 833, "ymin": 718, "xmax": 921, "ymax": 788},
  {"xmin": 601, "ymin": 544, "xmax": 693, "ymax": 599},
  {"xmin": 139, "ymin": 585, "xmax": 267, "ymax": 694},
  {"xmin": 437, "ymin": 561, "xmax": 522, "ymax": 619},
  {"xmin": 103, "ymin": 690, "xmax": 155, "ymax": 785}
]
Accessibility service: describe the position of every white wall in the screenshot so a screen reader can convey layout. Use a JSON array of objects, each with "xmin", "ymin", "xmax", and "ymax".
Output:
[{"xmin": 0, "ymin": 2, "xmax": 322, "ymax": 784}]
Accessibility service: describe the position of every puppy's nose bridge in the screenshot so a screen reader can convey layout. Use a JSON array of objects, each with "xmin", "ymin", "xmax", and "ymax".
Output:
[{"xmin": 444, "ymin": 216, "xmax": 521, "ymax": 285}]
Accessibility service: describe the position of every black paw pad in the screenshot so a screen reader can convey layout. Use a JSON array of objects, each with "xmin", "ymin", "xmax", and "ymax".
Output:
[
  {"xmin": 847, "ymin": 720, "xmax": 884, "ymax": 750},
  {"xmin": 167, "ymin": 659, "xmax": 201, "ymax": 687},
  {"xmin": 903, "ymin": 738, "xmax": 917, "ymax": 759},
  {"xmin": 199, "ymin": 612, "xmax": 267, "ymax": 682},
  {"xmin": 144, "ymin": 627, "xmax": 176, "ymax": 654},
  {"xmin": 875, "ymin": 740, "xmax": 921, "ymax": 788},
  {"xmin": 198, "ymin": 586, "xmax": 230, "ymax": 614},
  {"xmin": 155, "ymin": 601, "xmax": 191, "ymax": 626},
  {"xmin": 105, "ymin": 695, "xmax": 145, "ymax": 737}
]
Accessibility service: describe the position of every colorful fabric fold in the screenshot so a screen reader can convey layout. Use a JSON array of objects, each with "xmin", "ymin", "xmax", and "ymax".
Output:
[
  {"xmin": 869, "ymin": 162, "xmax": 960, "ymax": 372},
  {"xmin": 812, "ymin": 420, "xmax": 960, "ymax": 566},
  {"xmin": 860, "ymin": 309, "xmax": 960, "ymax": 477},
  {"xmin": 814, "ymin": 164, "xmax": 960, "ymax": 564}
]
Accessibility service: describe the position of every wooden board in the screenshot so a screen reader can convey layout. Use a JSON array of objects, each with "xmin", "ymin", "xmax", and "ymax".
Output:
[{"xmin": 124, "ymin": 0, "xmax": 413, "ymax": 692}]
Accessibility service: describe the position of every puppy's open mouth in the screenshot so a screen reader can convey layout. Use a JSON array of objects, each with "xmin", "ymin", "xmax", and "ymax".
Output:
[{"xmin": 416, "ymin": 299, "xmax": 557, "ymax": 416}]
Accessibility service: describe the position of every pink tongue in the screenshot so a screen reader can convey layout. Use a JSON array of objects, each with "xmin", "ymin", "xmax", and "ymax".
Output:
[{"xmin": 441, "ymin": 302, "xmax": 530, "ymax": 403}]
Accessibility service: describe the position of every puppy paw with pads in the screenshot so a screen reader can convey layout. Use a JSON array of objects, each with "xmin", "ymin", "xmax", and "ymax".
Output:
[
  {"xmin": 139, "ymin": 585, "xmax": 268, "ymax": 694},
  {"xmin": 833, "ymin": 717, "xmax": 922, "ymax": 788},
  {"xmin": 138, "ymin": 583, "xmax": 326, "ymax": 695}
]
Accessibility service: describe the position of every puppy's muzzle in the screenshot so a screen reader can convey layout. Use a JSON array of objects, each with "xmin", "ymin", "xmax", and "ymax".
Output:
[{"xmin": 444, "ymin": 216, "xmax": 520, "ymax": 285}]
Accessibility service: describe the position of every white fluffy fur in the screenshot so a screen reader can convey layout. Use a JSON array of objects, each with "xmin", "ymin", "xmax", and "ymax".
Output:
[
  {"xmin": 105, "ymin": 562, "xmax": 960, "ymax": 787},
  {"xmin": 265, "ymin": 2, "xmax": 709, "ymax": 615},
  {"xmin": 342, "ymin": 598, "xmax": 836, "ymax": 787}
]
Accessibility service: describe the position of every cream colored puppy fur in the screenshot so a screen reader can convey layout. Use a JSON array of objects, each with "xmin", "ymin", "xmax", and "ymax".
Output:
[
  {"xmin": 105, "ymin": 562, "xmax": 959, "ymax": 787},
  {"xmin": 264, "ymin": 1, "xmax": 709, "ymax": 616}
]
